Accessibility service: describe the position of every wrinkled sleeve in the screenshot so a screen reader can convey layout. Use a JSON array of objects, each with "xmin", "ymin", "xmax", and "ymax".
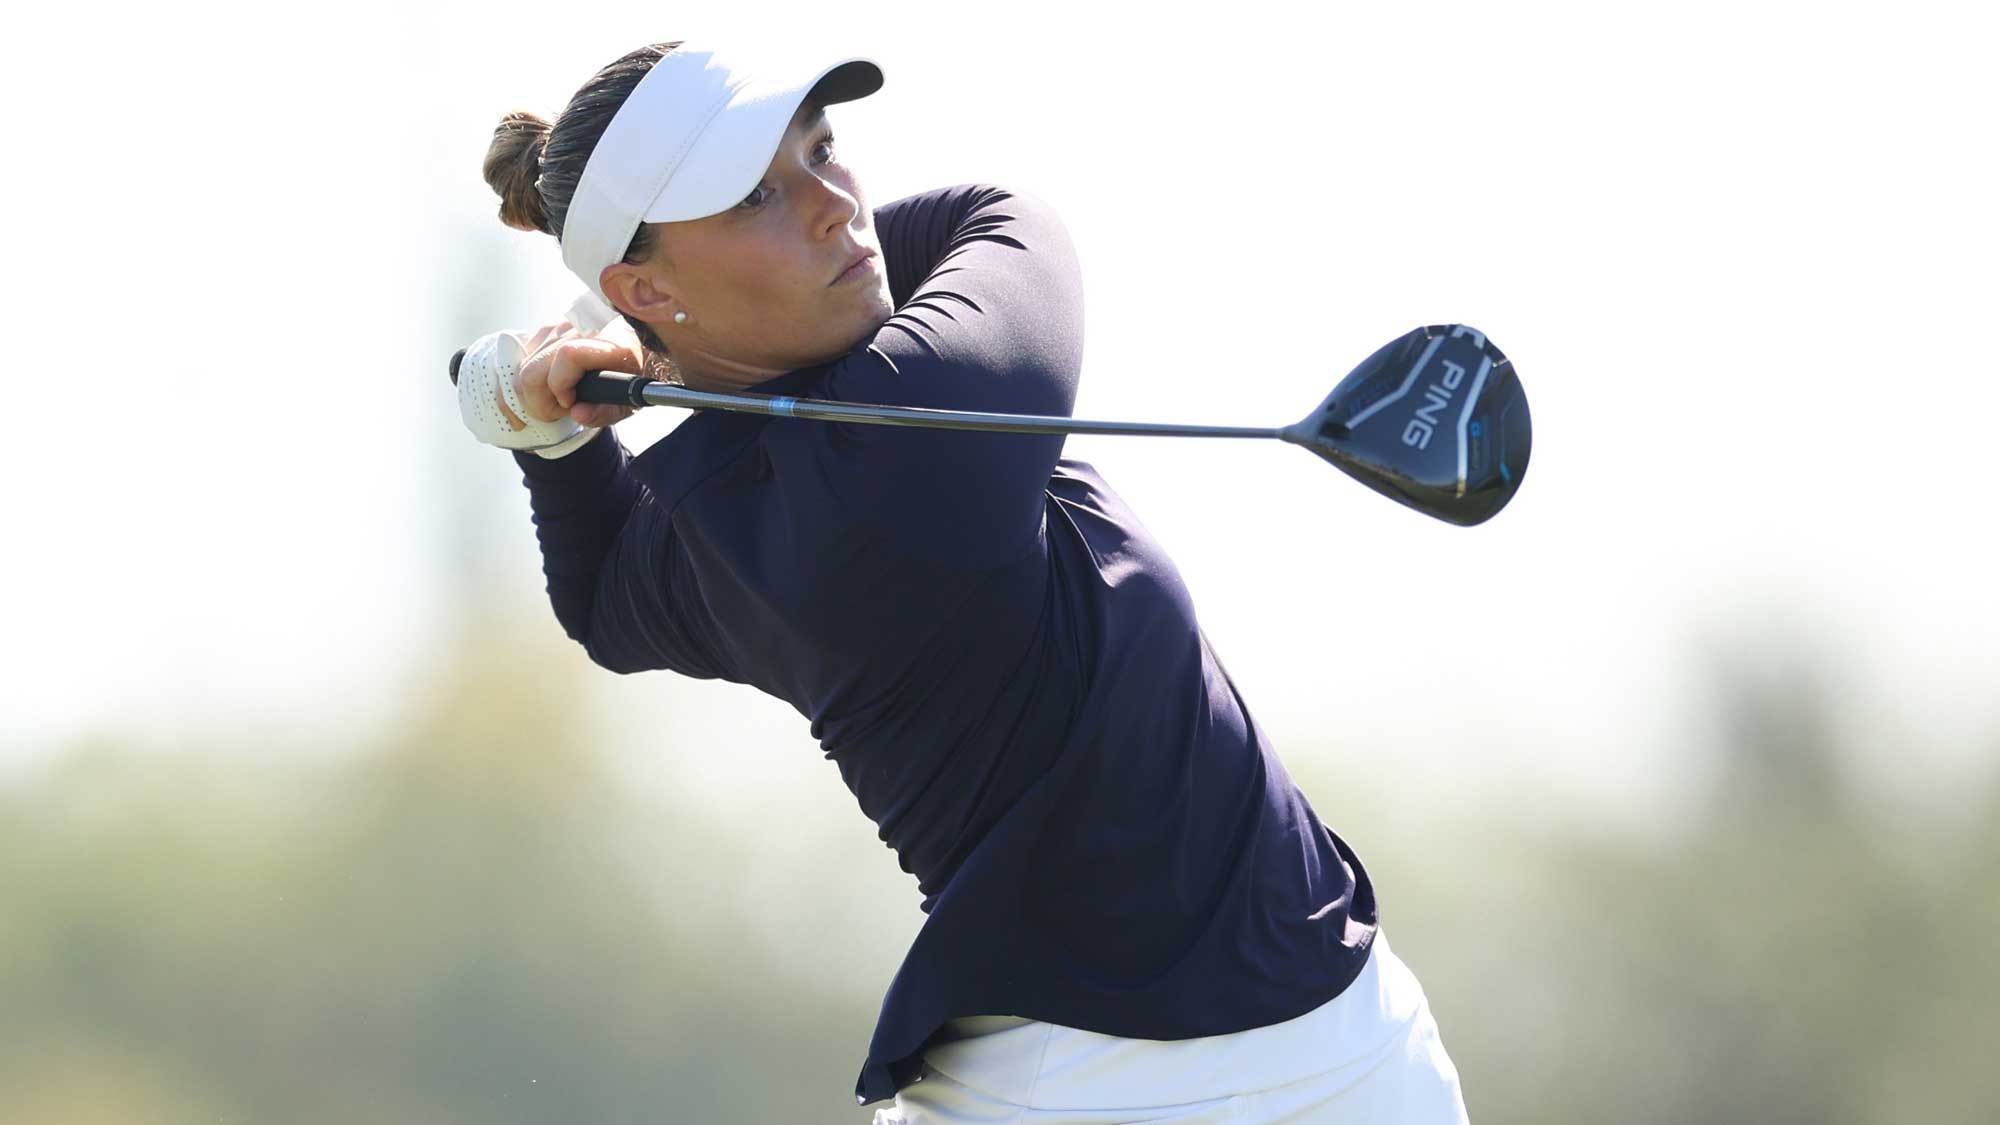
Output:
[
  {"xmin": 814, "ymin": 183, "xmax": 1085, "ymax": 563},
  {"xmin": 512, "ymin": 432, "xmax": 718, "ymax": 679}
]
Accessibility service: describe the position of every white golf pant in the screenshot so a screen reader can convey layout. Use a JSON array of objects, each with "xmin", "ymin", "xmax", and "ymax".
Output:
[{"xmin": 872, "ymin": 931, "xmax": 1468, "ymax": 1124}]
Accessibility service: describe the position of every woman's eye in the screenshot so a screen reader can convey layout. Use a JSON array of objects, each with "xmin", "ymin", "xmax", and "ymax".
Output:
[{"xmin": 736, "ymin": 138, "xmax": 837, "ymax": 210}]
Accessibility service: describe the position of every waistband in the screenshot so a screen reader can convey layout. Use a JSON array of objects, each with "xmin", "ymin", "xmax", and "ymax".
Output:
[{"xmin": 919, "ymin": 931, "xmax": 1426, "ymax": 1109}]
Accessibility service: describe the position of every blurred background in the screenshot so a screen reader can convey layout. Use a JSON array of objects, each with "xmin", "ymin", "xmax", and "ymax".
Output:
[{"xmin": 5, "ymin": 0, "xmax": 1997, "ymax": 1120}]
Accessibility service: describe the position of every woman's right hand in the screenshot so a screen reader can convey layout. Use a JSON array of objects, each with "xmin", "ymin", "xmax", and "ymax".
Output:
[{"xmin": 516, "ymin": 324, "xmax": 644, "ymax": 431}]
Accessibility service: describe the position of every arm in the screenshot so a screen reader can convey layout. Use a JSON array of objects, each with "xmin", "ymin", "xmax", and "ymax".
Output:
[
  {"xmin": 512, "ymin": 429, "xmax": 635, "ymax": 653},
  {"xmin": 514, "ymin": 432, "xmax": 725, "ymax": 679},
  {"xmin": 511, "ymin": 432, "xmax": 716, "ymax": 678},
  {"xmin": 812, "ymin": 183, "xmax": 1086, "ymax": 563},
  {"xmin": 497, "ymin": 326, "xmax": 718, "ymax": 679}
]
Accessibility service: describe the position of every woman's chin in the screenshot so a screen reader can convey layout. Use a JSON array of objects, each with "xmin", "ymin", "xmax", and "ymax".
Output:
[{"xmin": 848, "ymin": 292, "xmax": 896, "ymax": 339}]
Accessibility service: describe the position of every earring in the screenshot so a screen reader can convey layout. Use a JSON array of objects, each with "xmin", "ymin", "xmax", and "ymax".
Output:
[{"xmin": 674, "ymin": 311, "xmax": 689, "ymax": 324}]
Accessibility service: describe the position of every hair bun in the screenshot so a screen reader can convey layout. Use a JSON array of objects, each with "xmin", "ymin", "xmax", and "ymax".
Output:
[{"xmin": 483, "ymin": 111, "xmax": 555, "ymax": 236}]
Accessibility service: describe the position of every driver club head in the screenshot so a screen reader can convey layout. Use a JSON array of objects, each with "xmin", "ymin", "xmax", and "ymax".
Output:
[{"xmin": 1280, "ymin": 324, "xmax": 1531, "ymax": 527}]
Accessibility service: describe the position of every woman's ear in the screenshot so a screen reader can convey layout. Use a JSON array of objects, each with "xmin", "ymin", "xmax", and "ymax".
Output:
[{"xmin": 600, "ymin": 262, "xmax": 680, "ymax": 327}]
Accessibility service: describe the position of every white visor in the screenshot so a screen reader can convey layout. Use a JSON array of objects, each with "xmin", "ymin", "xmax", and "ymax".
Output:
[{"xmin": 559, "ymin": 40, "xmax": 885, "ymax": 303}]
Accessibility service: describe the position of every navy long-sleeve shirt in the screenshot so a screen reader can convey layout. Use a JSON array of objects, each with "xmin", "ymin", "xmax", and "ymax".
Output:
[{"xmin": 512, "ymin": 183, "xmax": 1377, "ymax": 1106}]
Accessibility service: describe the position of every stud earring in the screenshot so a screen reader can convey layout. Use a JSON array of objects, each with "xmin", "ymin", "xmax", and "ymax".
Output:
[{"xmin": 674, "ymin": 311, "xmax": 689, "ymax": 324}]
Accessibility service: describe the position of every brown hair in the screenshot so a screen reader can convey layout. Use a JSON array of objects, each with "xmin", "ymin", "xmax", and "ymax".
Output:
[{"xmin": 482, "ymin": 43, "xmax": 680, "ymax": 363}]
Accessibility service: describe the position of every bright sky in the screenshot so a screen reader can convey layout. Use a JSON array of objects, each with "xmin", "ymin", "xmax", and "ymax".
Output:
[{"xmin": 6, "ymin": 1, "xmax": 1996, "ymax": 824}]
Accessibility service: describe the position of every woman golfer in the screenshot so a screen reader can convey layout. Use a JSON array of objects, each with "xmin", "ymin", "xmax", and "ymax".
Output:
[{"xmin": 460, "ymin": 39, "xmax": 1469, "ymax": 1123}]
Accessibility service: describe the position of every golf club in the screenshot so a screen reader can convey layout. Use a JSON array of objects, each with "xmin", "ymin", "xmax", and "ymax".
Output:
[{"xmin": 450, "ymin": 323, "xmax": 1531, "ymax": 526}]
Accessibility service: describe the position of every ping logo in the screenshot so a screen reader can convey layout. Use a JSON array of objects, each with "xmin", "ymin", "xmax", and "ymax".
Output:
[{"xmin": 1402, "ymin": 358, "xmax": 1468, "ymax": 451}]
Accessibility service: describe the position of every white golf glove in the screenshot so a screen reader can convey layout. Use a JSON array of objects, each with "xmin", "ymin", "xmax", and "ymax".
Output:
[{"xmin": 458, "ymin": 291, "xmax": 628, "ymax": 459}]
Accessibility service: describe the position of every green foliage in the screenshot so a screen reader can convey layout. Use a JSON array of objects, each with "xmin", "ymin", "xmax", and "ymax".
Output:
[
  {"xmin": 1305, "ymin": 643, "xmax": 2000, "ymax": 1124},
  {"xmin": 0, "ymin": 620, "xmax": 875, "ymax": 1123},
  {"xmin": 3, "ymin": 616, "xmax": 1995, "ymax": 1122}
]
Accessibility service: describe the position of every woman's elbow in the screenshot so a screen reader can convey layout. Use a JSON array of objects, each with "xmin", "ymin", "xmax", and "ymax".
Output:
[{"xmin": 582, "ymin": 631, "xmax": 656, "ymax": 676}]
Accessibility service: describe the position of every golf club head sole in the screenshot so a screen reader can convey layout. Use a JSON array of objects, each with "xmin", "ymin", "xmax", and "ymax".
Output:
[{"xmin": 1281, "ymin": 324, "xmax": 1531, "ymax": 526}]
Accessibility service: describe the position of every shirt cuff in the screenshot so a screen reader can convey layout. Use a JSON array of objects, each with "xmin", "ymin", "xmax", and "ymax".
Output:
[{"xmin": 512, "ymin": 426, "xmax": 620, "ymax": 481}]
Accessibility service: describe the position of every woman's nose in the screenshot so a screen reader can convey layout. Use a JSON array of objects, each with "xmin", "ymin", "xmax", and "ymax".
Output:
[{"xmin": 801, "ymin": 172, "xmax": 859, "ymax": 233}]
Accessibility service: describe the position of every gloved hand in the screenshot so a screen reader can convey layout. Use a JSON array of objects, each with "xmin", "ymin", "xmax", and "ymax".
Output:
[{"xmin": 457, "ymin": 311, "xmax": 642, "ymax": 458}]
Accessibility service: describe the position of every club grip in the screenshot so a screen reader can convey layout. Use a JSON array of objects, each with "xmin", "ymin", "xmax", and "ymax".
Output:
[
  {"xmin": 574, "ymin": 371, "xmax": 654, "ymax": 408},
  {"xmin": 447, "ymin": 351, "xmax": 649, "ymax": 410}
]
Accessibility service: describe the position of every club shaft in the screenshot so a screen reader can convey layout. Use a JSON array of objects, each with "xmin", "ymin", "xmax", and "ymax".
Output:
[{"xmin": 577, "ymin": 371, "xmax": 1282, "ymax": 441}]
